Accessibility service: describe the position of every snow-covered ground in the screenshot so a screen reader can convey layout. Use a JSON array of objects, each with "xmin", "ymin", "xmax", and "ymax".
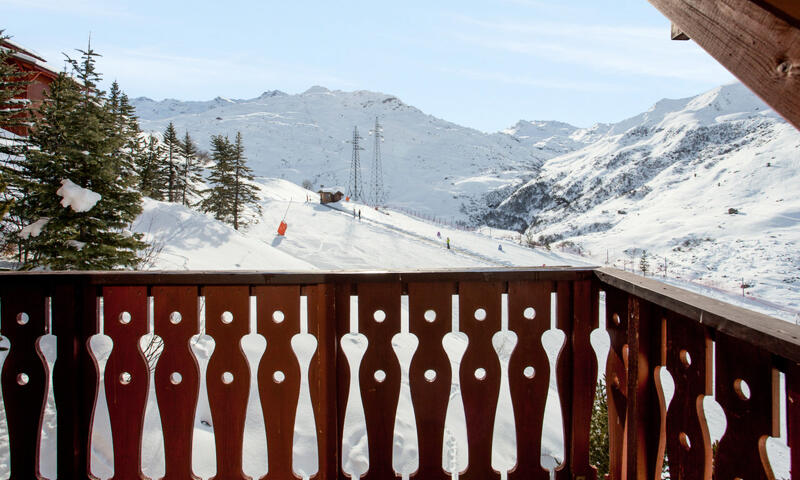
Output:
[{"xmin": 134, "ymin": 178, "xmax": 585, "ymax": 271}]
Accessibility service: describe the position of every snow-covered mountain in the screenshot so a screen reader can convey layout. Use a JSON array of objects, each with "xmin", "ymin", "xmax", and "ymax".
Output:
[
  {"xmin": 484, "ymin": 83, "xmax": 800, "ymax": 313},
  {"xmin": 132, "ymin": 86, "xmax": 553, "ymax": 220},
  {"xmin": 132, "ymin": 83, "xmax": 800, "ymax": 315}
]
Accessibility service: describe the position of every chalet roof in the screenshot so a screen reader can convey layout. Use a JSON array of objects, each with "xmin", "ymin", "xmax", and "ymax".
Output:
[
  {"xmin": 0, "ymin": 38, "xmax": 59, "ymax": 78},
  {"xmin": 318, "ymin": 187, "xmax": 344, "ymax": 194}
]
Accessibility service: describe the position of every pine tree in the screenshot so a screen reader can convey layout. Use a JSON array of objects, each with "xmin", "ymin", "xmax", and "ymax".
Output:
[
  {"xmin": 230, "ymin": 132, "xmax": 260, "ymax": 230},
  {"xmin": 0, "ymin": 31, "xmax": 32, "ymax": 239},
  {"xmin": 640, "ymin": 250, "xmax": 650, "ymax": 276},
  {"xmin": 162, "ymin": 122, "xmax": 181, "ymax": 202},
  {"xmin": 590, "ymin": 378, "xmax": 610, "ymax": 476},
  {"xmin": 177, "ymin": 131, "xmax": 203, "ymax": 206},
  {"xmin": 136, "ymin": 135, "xmax": 167, "ymax": 199},
  {"xmin": 200, "ymin": 132, "xmax": 260, "ymax": 230},
  {"xmin": 200, "ymin": 135, "xmax": 234, "ymax": 223},
  {"xmin": 11, "ymin": 44, "xmax": 147, "ymax": 269}
]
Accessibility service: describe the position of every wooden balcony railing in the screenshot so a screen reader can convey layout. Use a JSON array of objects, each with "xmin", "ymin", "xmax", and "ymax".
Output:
[{"xmin": 0, "ymin": 268, "xmax": 797, "ymax": 479}]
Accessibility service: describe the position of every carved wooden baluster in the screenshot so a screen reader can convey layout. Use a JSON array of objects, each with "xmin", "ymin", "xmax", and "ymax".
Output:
[
  {"xmin": 555, "ymin": 280, "xmax": 599, "ymax": 480},
  {"xmin": 306, "ymin": 284, "xmax": 338, "ymax": 480},
  {"xmin": 408, "ymin": 281, "xmax": 455, "ymax": 480},
  {"xmin": 664, "ymin": 313, "xmax": 712, "ymax": 480},
  {"xmin": 624, "ymin": 297, "xmax": 666, "ymax": 480},
  {"xmin": 787, "ymin": 362, "xmax": 799, "ymax": 480},
  {"xmin": 334, "ymin": 282, "xmax": 352, "ymax": 480},
  {"xmin": 0, "ymin": 284, "xmax": 48, "ymax": 479},
  {"xmin": 103, "ymin": 286, "xmax": 150, "ymax": 480},
  {"xmin": 604, "ymin": 285, "xmax": 628, "ymax": 480},
  {"xmin": 714, "ymin": 333, "xmax": 779, "ymax": 480},
  {"xmin": 205, "ymin": 286, "xmax": 251, "ymax": 480},
  {"xmin": 507, "ymin": 280, "xmax": 552, "ymax": 480},
  {"xmin": 358, "ymin": 282, "xmax": 402, "ymax": 480},
  {"xmin": 52, "ymin": 282, "xmax": 99, "ymax": 479},
  {"xmin": 152, "ymin": 286, "xmax": 200, "ymax": 480},
  {"xmin": 254, "ymin": 285, "xmax": 302, "ymax": 480},
  {"xmin": 459, "ymin": 281, "xmax": 503, "ymax": 480}
]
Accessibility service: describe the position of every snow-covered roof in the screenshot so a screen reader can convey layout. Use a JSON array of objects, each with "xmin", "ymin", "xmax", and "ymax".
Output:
[
  {"xmin": 318, "ymin": 186, "xmax": 344, "ymax": 194},
  {"xmin": 1, "ymin": 39, "xmax": 59, "ymax": 77}
]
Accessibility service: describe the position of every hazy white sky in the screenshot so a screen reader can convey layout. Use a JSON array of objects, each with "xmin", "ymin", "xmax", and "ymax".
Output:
[{"xmin": 4, "ymin": 0, "xmax": 734, "ymax": 132}]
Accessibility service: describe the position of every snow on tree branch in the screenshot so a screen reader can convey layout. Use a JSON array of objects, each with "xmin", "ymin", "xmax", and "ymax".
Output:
[
  {"xmin": 19, "ymin": 218, "xmax": 50, "ymax": 239},
  {"xmin": 56, "ymin": 179, "xmax": 101, "ymax": 212}
]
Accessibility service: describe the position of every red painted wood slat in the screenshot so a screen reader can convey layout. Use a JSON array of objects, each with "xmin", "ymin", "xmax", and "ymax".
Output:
[
  {"xmin": 254, "ymin": 285, "xmax": 302, "ymax": 480},
  {"xmin": 205, "ymin": 286, "xmax": 251, "ymax": 480},
  {"xmin": 306, "ymin": 284, "xmax": 339, "ymax": 480},
  {"xmin": 714, "ymin": 333, "xmax": 780, "ymax": 480},
  {"xmin": 0, "ymin": 285, "xmax": 48, "ymax": 479},
  {"xmin": 152, "ymin": 286, "xmax": 201, "ymax": 480},
  {"xmin": 458, "ymin": 281, "xmax": 503, "ymax": 480},
  {"xmin": 103, "ymin": 286, "xmax": 149, "ymax": 480},
  {"xmin": 408, "ymin": 281, "xmax": 454, "ymax": 480},
  {"xmin": 605, "ymin": 286, "xmax": 628, "ymax": 480},
  {"xmin": 333, "ymin": 283, "xmax": 351, "ymax": 480},
  {"xmin": 664, "ymin": 313, "xmax": 712, "ymax": 480},
  {"xmin": 357, "ymin": 282, "xmax": 402, "ymax": 480},
  {"xmin": 507, "ymin": 281, "xmax": 552, "ymax": 480}
]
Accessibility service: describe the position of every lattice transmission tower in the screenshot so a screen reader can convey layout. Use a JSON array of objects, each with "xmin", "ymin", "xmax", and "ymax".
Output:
[
  {"xmin": 347, "ymin": 126, "xmax": 364, "ymax": 201},
  {"xmin": 368, "ymin": 117, "xmax": 385, "ymax": 206}
]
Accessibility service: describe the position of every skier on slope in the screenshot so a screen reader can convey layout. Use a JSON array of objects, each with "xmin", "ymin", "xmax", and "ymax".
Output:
[
  {"xmin": 437, "ymin": 231, "xmax": 441, "ymax": 239},
  {"xmin": 446, "ymin": 237, "xmax": 451, "ymax": 250}
]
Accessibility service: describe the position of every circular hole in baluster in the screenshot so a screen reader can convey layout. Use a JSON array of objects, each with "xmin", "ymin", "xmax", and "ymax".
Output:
[
  {"xmin": 523, "ymin": 366, "xmax": 535, "ymax": 379},
  {"xmin": 17, "ymin": 373, "xmax": 29, "ymax": 385},
  {"xmin": 119, "ymin": 311, "xmax": 131, "ymax": 325},
  {"xmin": 373, "ymin": 310, "xmax": 386, "ymax": 323},
  {"xmin": 679, "ymin": 349, "xmax": 692, "ymax": 367},
  {"xmin": 424, "ymin": 309, "xmax": 436, "ymax": 323},
  {"xmin": 474, "ymin": 308, "xmax": 487, "ymax": 321},
  {"xmin": 523, "ymin": 307, "xmax": 536, "ymax": 320},
  {"xmin": 272, "ymin": 310, "xmax": 285, "ymax": 324},
  {"xmin": 734, "ymin": 378, "xmax": 751, "ymax": 400},
  {"xmin": 611, "ymin": 313, "xmax": 621, "ymax": 326},
  {"xmin": 16, "ymin": 312, "xmax": 29, "ymax": 325},
  {"xmin": 221, "ymin": 311, "xmax": 233, "ymax": 324},
  {"xmin": 679, "ymin": 432, "xmax": 692, "ymax": 451},
  {"xmin": 169, "ymin": 311, "xmax": 182, "ymax": 325},
  {"xmin": 474, "ymin": 368, "xmax": 487, "ymax": 381},
  {"xmin": 273, "ymin": 371, "xmax": 285, "ymax": 383},
  {"xmin": 424, "ymin": 369, "xmax": 437, "ymax": 382},
  {"xmin": 374, "ymin": 370, "xmax": 386, "ymax": 383},
  {"xmin": 222, "ymin": 372, "xmax": 234, "ymax": 384},
  {"xmin": 119, "ymin": 372, "xmax": 132, "ymax": 385},
  {"xmin": 170, "ymin": 372, "xmax": 182, "ymax": 385}
]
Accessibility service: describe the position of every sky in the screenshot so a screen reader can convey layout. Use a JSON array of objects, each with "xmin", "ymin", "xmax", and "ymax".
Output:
[{"xmin": 4, "ymin": 0, "xmax": 735, "ymax": 132}]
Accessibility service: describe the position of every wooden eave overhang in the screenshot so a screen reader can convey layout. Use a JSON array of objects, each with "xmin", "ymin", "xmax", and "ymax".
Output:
[{"xmin": 647, "ymin": 0, "xmax": 800, "ymax": 130}]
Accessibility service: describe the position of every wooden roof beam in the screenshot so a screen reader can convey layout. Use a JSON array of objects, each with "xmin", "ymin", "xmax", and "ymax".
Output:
[{"xmin": 648, "ymin": 0, "xmax": 800, "ymax": 131}]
